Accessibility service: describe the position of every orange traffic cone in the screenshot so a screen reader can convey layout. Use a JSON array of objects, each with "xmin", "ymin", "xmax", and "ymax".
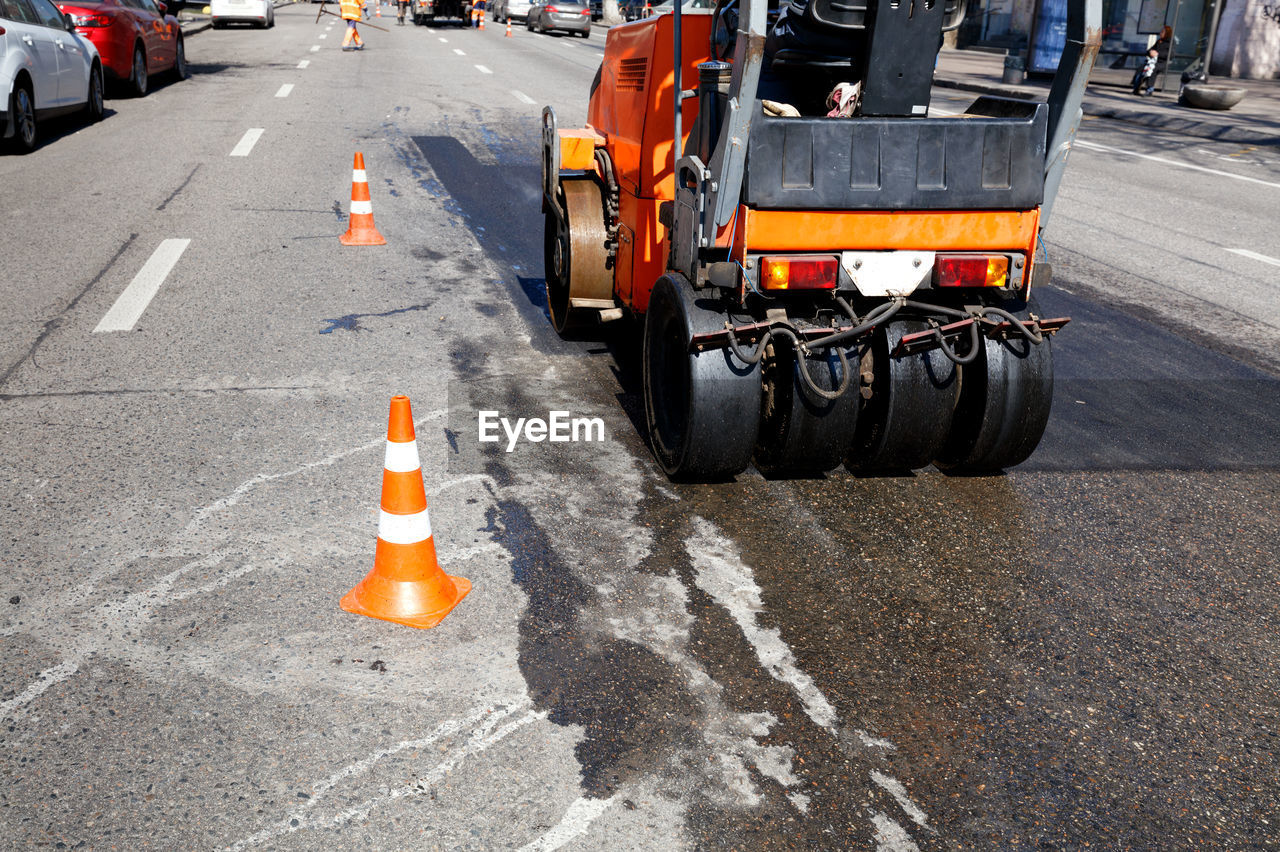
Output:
[
  {"xmin": 505, "ymin": 19, "xmax": 511, "ymax": 35},
  {"xmin": 340, "ymin": 152, "xmax": 386, "ymax": 246},
  {"xmin": 341, "ymin": 396, "xmax": 471, "ymax": 629},
  {"xmin": 375, "ymin": 1, "xmax": 381, "ymax": 15},
  {"xmin": 478, "ymin": 12, "xmax": 484, "ymax": 29}
]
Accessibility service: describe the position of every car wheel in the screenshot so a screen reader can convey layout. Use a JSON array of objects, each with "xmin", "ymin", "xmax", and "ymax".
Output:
[
  {"xmin": 268, "ymin": 8, "xmax": 275, "ymax": 26},
  {"xmin": 130, "ymin": 45, "xmax": 148, "ymax": 97},
  {"xmin": 85, "ymin": 62, "xmax": 105, "ymax": 122},
  {"xmin": 172, "ymin": 38, "xmax": 189, "ymax": 80},
  {"xmin": 525, "ymin": 15, "xmax": 532, "ymax": 28},
  {"xmin": 9, "ymin": 83, "xmax": 37, "ymax": 153}
]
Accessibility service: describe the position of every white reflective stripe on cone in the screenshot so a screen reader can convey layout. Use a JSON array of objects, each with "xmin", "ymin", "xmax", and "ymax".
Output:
[
  {"xmin": 384, "ymin": 439, "xmax": 421, "ymax": 473},
  {"xmin": 350, "ymin": 200, "xmax": 373, "ymax": 215},
  {"xmin": 353, "ymin": 169, "xmax": 368, "ymax": 183},
  {"xmin": 379, "ymin": 509, "xmax": 432, "ymax": 544}
]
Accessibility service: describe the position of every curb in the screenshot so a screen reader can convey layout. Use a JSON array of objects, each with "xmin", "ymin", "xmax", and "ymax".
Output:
[{"xmin": 934, "ymin": 76, "xmax": 1280, "ymax": 146}]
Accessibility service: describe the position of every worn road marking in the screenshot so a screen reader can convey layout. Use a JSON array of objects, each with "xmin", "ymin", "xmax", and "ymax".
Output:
[
  {"xmin": 475, "ymin": 64, "xmax": 492, "ymax": 74},
  {"xmin": 310, "ymin": 44, "xmax": 320, "ymax": 51},
  {"xmin": 275, "ymin": 83, "xmax": 294, "ymax": 98},
  {"xmin": 517, "ymin": 796, "xmax": 616, "ymax": 852},
  {"xmin": 318, "ymin": 32, "xmax": 327, "ymax": 38},
  {"xmin": 1226, "ymin": 248, "xmax": 1280, "ymax": 268},
  {"xmin": 870, "ymin": 771, "xmax": 930, "ymax": 829},
  {"xmin": 297, "ymin": 59, "xmax": 310, "ymax": 68},
  {"xmin": 226, "ymin": 705, "xmax": 500, "ymax": 852},
  {"xmin": 438, "ymin": 36, "xmax": 448, "ymax": 41},
  {"xmin": 511, "ymin": 89, "xmax": 535, "ymax": 104},
  {"xmin": 870, "ymin": 812, "xmax": 920, "ymax": 852},
  {"xmin": 229, "ymin": 127, "xmax": 264, "ymax": 157},
  {"xmin": 686, "ymin": 517, "xmax": 839, "ymax": 733},
  {"xmin": 454, "ymin": 47, "xmax": 466, "ymax": 55},
  {"xmin": 94, "ymin": 239, "xmax": 190, "ymax": 332},
  {"xmin": 1075, "ymin": 139, "xmax": 1280, "ymax": 190}
]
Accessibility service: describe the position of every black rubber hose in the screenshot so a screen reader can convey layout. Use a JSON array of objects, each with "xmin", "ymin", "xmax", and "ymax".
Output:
[
  {"xmin": 980, "ymin": 305, "xmax": 1045, "ymax": 344},
  {"xmin": 770, "ymin": 326, "xmax": 853, "ymax": 401},
  {"xmin": 803, "ymin": 298, "xmax": 903, "ymax": 350},
  {"xmin": 933, "ymin": 320, "xmax": 982, "ymax": 365},
  {"xmin": 726, "ymin": 326, "xmax": 770, "ymax": 365}
]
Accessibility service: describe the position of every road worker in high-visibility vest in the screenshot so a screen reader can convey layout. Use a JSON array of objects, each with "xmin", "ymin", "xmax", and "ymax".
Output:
[{"xmin": 340, "ymin": 0, "xmax": 365, "ymax": 50}]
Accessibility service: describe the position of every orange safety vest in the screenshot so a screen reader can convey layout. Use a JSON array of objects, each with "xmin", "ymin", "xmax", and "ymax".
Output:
[{"xmin": 340, "ymin": 0, "xmax": 362, "ymax": 20}]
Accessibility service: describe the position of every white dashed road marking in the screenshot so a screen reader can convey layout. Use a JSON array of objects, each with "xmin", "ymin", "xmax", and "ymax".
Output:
[
  {"xmin": 229, "ymin": 127, "xmax": 264, "ymax": 157},
  {"xmin": 454, "ymin": 48, "xmax": 466, "ymax": 55},
  {"xmin": 1226, "ymin": 248, "xmax": 1280, "ymax": 268},
  {"xmin": 310, "ymin": 44, "xmax": 321, "ymax": 51},
  {"xmin": 1075, "ymin": 139, "xmax": 1280, "ymax": 190},
  {"xmin": 297, "ymin": 59, "xmax": 310, "ymax": 68},
  {"xmin": 319, "ymin": 32, "xmax": 327, "ymax": 38},
  {"xmin": 275, "ymin": 83, "xmax": 293, "ymax": 98},
  {"xmin": 511, "ymin": 89, "xmax": 535, "ymax": 104},
  {"xmin": 475, "ymin": 64, "xmax": 492, "ymax": 74},
  {"xmin": 94, "ymin": 239, "xmax": 191, "ymax": 333},
  {"xmin": 438, "ymin": 36, "xmax": 448, "ymax": 41}
]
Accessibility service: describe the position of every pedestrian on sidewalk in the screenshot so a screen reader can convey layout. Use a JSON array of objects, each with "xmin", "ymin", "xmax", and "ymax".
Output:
[
  {"xmin": 1131, "ymin": 47, "xmax": 1158, "ymax": 95},
  {"xmin": 341, "ymin": 0, "xmax": 365, "ymax": 49}
]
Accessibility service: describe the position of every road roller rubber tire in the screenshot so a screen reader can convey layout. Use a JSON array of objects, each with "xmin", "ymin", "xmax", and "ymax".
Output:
[
  {"xmin": 643, "ymin": 274, "xmax": 761, "ymax": 481},
  {"xmin": 847, "ymin": 319, "xmax": 959, "ymax": 473},
  {"xmin": 755, "ymin": 338, "xmax": 860, "ymax": 477},
  {"xmin": 935, "ymin": 301, "xmax": 1054, "ymax": 473},
  {"xmin": 544, "ymin": 180, "xmax": 612, "ymax": 336}
]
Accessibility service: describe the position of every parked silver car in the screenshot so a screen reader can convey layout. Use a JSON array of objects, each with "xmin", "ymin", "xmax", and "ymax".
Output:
[
  {"xmin": 525, "ymin": 0, "xmax": 589, "ymax": 35},
  {"xmin": 492, "ymin": 0, "xmax": 532, "ymax": 21}
]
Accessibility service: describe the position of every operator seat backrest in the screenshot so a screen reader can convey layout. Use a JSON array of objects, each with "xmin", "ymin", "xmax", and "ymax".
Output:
[{"xmin": 800, "ymin": 0, "xmax": 867, "ymax": 30}]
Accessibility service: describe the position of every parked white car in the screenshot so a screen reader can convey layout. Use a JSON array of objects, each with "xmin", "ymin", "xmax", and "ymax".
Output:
[
  {"xmin": 1, "ymin": 0, "xmax": 104, "ymax": 152},
  {"xmin": 210, "ymin": 0, "xmax": 274, "ymax": 28}
]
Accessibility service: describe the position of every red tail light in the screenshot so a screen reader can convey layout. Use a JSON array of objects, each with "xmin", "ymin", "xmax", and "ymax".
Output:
[
  {"xmin": 544, "ymin": 5, "xmax": 558, "ymax": 10},
  {"xmin": 759, "ymin": 255, "xmax": 839, "ymax": 290},
  {"xmin": 935, "ymin": 255, "xmax": 1009, "ymax": 288},
  {"xmin": 70, "ymin": 12, "xmax": 113, "ymax": 25}
]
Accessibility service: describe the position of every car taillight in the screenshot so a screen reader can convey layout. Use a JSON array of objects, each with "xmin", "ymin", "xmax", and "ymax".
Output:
[
  {"xmin": 759, "ymin": 255, "xmax": 839, "ymax": 290},
  {"xmin": 70, "ymin": 12, "xmax": 112, "ymax": 25},
  {"xmin": 544, "ymin": 4, "xmax": 558, "ymax": 10},
  {"xmin": 580, "ymin": 7, "xmax": 589, "ymax": 12},
  {"xmin": 935, "ymin": 255, "xmax": 1009, "ymax": 288}
]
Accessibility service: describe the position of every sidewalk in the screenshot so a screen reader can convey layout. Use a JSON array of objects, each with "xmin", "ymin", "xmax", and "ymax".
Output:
[{"xmin": 935, "ymin": 47, "xmax": 1280, "ymax": 146}]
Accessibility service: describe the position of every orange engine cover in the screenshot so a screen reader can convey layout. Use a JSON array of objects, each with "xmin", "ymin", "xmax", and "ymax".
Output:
[{"xmin": 589, "ymin": 14, "xmax": 713, "ymax": 314}]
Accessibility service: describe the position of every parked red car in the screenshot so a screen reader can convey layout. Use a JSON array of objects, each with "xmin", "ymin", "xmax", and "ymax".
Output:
[{"xmin": 57, "ymin": 0, "xmax": 186, "ymax": 96}]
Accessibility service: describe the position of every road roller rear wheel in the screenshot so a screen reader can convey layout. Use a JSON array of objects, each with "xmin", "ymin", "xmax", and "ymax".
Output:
[
  {"xmin": 643, "ymin": 274, "xmax": 761, "ymax": 481},
  {"xmin": 935, "ymin": 300, "xmax": 1054, "ymax": 473},
  {"xmin": 544, "ymin": 179, "xmax": 612, "ymax": 336},
  {"xmin": 755, "ymin": 339, "xmax": 860, "ymax": 477},
  {"xmin": 847, "ymin": 319, "xmax": 959, "ymax": 473}
]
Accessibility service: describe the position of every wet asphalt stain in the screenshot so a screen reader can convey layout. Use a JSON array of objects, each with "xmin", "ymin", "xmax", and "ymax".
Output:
[
  {"xmin": 319, "ymin": 303, "xmax": 434, "ymax": 334},
  {"xmin": 409, "ymin": 127, "xmax": 576, "ymax": 357},
  {"xmin": 1025, "ymin": 288, "xmax": 1280, "ymax": 472}
]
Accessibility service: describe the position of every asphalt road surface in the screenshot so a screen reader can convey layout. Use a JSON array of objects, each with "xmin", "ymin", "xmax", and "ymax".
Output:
[{"xmin": 1, "ymin": 7, "xmax": 1278, "ymax": 849}]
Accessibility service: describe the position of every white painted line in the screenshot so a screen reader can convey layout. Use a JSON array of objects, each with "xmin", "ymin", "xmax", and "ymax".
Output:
[
  {"xmin": 517, "ymin": 796, "xmax": 616, "ymax": 852},
  {"xmin": 94, "ymin": 239, "xmax": 191, "ymax": 333},
  {"xmin": 275, "ymin": 83, "xmax": 294, "ymax": 98},
  {"xmin": 870, "ymin": 812, "xmax": 920, "ymax": 852},
  {"xmin": 229, "ymin": 127, "xmax": 264, "ymax": 157},
  {"xmin": 453, "ymin": 48, "xmax": 466, "ymax": 55},
  {"xmin": 318, "ymin": 32, "xmax": 327, "ymax": 38},
  {"xmin": 511, "ymin": 89, "xmax": 535, "ymax": 104},
  {"xmin": 310, "ymin": 44, "xmax": 321, "ymax": 52},
  {"xmin": 297, "ymin": 59, "xmax": 310, "ymax": 68},
  {"xmin": 686, "ymin": 516, "xmax": 840, "ymax": 734},
  {"xmin": 475, "ymin": 64, "xmax": 492, "ymax": 74},
  {"xmin": 438, "ymin": 36, "xmax": 448, "ymax": 41},
  {"xmin": 1074, "ymin": 139, "xmax": 1280, "ymax": 190},
  {"xmin": 870, "ymin": 771, "xmax": 929, "ymax": 829},
  {"xmin": 1226, "ymin": 248, "xmax": 1280, "ymax": 268}
]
